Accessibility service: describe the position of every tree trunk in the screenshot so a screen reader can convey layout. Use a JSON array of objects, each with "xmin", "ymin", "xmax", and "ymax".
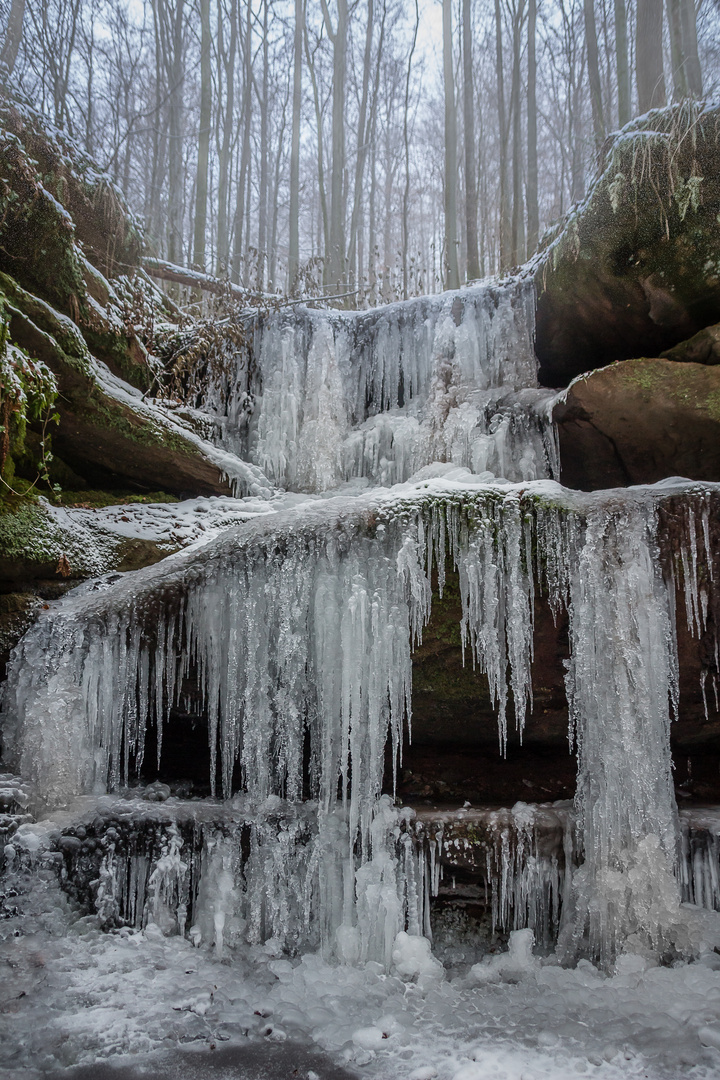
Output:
[
  {"xmin": 583, "ymin": 0, "xmax": 604, "ymax": 151},
  {"xmin": 462, "ymin": 0, "xmax": 480, "ymax": 281},
  {"xmin": 216, "ymin": 0, "xmax": 237, "ymax": 276},
  {"xmin": 636, "ymin": 0, "xmax": 666, "ymax": 113},
  {"xmin": 442, "ymin": 0, "xmax": 459, "ymax": 290},
  {"xmin": 667, "ymin": 0, "xmax": 687, "ymax": 100},
  {"xmin": 680, "ymin": 0, "xmax": 703, "ymax": 98},
  {"xmin": 256, "ymin": 0, "xmax": 269, "ymax": 291},
  {"xmin": 526, "ymin": 0, "xmax": 538, "ymax": 256},
  {"xmin": 402, "ymin": 0, "xmax": 419, "ymax": 297},
  {"xmin": 232, "ymin": 0, "xmax": 253, "ymax": 283},
  {"xmin": 305, "ymin": 22, "xmax": 329, "ymax": 267},
  {"xmin": 161, "ymin": 0, "xmax": 186, "ymax": 266},
  {"xmin": 495, "ymin": 0, "xmax": 510, "ymax": 272},
  {"xmin": 193, "ymin": 0, "xmax": 211, "ymax": 269},
  {"xmin": 510, "ymin": 0, "xmax": 525, "ymax": 267},
  {"xmin": 614, "ymin": 0, "xmax": 630, "ymax": 126},
  {"xmin": 348, "ymin": 0, "xmax": 386, "ymax": 294},
  {"xmin": 0, "ymin": 0, "xmax": 25, "ymax": 77},
  {"xmin": 288, "ymin": 0, "xmax": 303, "ymax": 294},
  {"xmin": 323, "ymin": 0, "xmax": 348, "ymax": 289},
  {"xmin": 368, "ymin": 129, "xmax": 377, "ymax": 302}
]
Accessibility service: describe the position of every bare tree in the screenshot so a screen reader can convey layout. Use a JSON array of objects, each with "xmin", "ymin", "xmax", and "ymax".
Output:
[
  {"xmin": 508, "ymin": 0, "xmax": 526, "ymax": 266},
  {"xmin": 526, "ymin": 0, "xmax": 538, "ymax": 255},
  {"xmin": 668, "ymin": 0, "xmax": 703, "ymax": 99},
  {"xmin": 215, "ymin": 0, "xmax": 238, "ymax": 275},
  {"xmin": 614, "ymin": 0, "xmax": 630, "ymax": 125},
  {"xmin": 495, "ymin": 0, "xmax": 510, "ymax": 271},
  {"xmin": 288, "ymin": 0, "xmax": 304, "ymax": 293},
  {"xmin": 583, "ymin": 0, "xmax": 604, "ymax": 150},
  {"xmin": 322, "ymin": 0, "xmax": 348, "ymax": 289},
  {"xmin": 193, "ymin": 0, "xmax": 211, "ymax": 268},
  {"xmin": 462, "ymin": 0, "xmax": 480, "ymax": 281},
  {"xmin": 636, "ymin": 0, "xmax": 666, "ymax": 112},
  {"xmin": 1, "ymin": 0, "xmax": 26, "ymax": 77},
  {"xmin": 402, "ymin": 0, "xmax": 418, "ymax": 296},
  {"xmin": 442, "ymin": 0, "xmax": 459, "ymax": 289}
]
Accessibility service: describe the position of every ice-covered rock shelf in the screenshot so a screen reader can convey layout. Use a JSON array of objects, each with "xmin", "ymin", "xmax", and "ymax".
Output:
[{"xmin": 3, "ymin": 474, "xmax": 719, "ymax": 969}]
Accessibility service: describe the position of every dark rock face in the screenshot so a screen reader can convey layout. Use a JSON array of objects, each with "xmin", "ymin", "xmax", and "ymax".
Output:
[
  {"xmin": 535, "ymin": 104, "xmax": 720, "ymax": 387},
  {"xmin": 400, "ymin": 566, "xmax": 720, "ymax": 806},
  {"xmin": 661, "ymin": 321, "xmax": 720, "ymax": 366},
  {"xmin": 554, "ymin": 358, "xmax": 720, "ymax": 490}
]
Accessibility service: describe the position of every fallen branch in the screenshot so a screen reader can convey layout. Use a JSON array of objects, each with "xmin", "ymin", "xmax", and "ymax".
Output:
[
  {"xmin": 142, "ymin": 257, "xmax": 360, "ymax": 311},
  {"xmin": 142, "ymin": 257, "xmax": 272, "ymax": 304}
]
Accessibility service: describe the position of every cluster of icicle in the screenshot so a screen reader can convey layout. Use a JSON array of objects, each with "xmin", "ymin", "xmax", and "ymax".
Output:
[
  {"xmin": 199, "ymin": 279, "xmax": 558, "ymax": 491},
  {"xmin": 87, "ymin": 797, "xmax": 427, "ymax": 968},
  {"xmin": 4, "ymin": 481, "xmax": 719, "ymax": 967},
  {"xmin": 417, "ymin": 802, "xmax": 574, "ymax": 951}
]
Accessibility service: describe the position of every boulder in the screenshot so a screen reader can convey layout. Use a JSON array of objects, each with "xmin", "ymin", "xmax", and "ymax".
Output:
[
  {"xmin": 0, "ymin": 274, "xmax": 244, "ymax": 497},
  {"xmin": 535, "ymin": 103, "xmax": 720, "ymax": 386},
  {"xmin": 553, "ymin": 357, "xmax": 720, "ymax": 490}
]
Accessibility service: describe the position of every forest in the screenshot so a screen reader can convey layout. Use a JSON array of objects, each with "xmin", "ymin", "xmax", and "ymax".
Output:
[{"xmin": 2, "ymin": 0, "xmax": 717, "ymax": 301}]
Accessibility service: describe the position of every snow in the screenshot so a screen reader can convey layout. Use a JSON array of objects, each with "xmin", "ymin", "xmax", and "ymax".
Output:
[
  {"xmin": 58, "ymin": 494, "xmax": 279, "ymax": 551},
  {"xmin": 4, "ymin": 853, "xmax": 720, "ymax": 1079},
  {"xmin": 92, "ymin": 360, "xmax": 274, "ymax": 498}
]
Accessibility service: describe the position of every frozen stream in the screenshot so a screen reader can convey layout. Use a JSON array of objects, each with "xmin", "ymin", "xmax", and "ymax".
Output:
[{"xmin": 2, "ymin": 279, "xmax": 720, "ymax": 1078}]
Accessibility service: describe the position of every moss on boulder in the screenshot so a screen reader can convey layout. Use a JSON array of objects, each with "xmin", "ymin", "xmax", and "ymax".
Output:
[{"xmin": 535, "ymin": 104, "xmax": 720, "ymax": 386}]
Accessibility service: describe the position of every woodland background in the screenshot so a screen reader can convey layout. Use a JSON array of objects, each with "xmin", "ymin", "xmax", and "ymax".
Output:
[{"xmin": 0, "ymin": 0, "xmax": 717, "ymax": 301}]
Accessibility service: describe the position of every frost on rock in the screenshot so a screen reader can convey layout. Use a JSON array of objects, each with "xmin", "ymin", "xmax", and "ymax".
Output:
[{"xmin": 198, "ymin": 278, "xmax": 557, "ymax": 491}]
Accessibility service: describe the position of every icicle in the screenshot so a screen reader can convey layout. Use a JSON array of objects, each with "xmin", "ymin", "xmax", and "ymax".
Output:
[{"xmin": 561, "ymin": 499, "xmax": 683, "ymax": 968}]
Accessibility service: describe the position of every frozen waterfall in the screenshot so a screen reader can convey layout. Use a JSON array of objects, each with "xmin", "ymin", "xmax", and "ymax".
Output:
[
  {"xmin": 197, "ymin": 278, "xmax": 558, "ymax": 490},
  {"xmin": 2, "ymin": 274, "xmax": 720, "ymax": 984},
  {"xmin": 3, "ymin": 475, "xmax": 719, "ymax": 968}
]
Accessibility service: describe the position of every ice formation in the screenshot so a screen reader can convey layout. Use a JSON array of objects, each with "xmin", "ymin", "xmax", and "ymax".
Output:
[
  {"xmin": 3, "ymin": 474, "xmax": 719, "ymax": 972},
  {"xmin": 2, "ymin": 268, "xmax": 720, "ymax": 1080},
  {"xmin": 198, "ymin": 278, "xmax": 558, "ymax": 490}
]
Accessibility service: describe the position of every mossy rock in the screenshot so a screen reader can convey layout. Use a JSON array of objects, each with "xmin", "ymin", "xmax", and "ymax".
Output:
[
  {"xmin": 0, "ymin": 498, "xmax": 180, "ymax": 585},
  {"xmin": 661, "ymin": 321, "xmax": 720, "ymax": 366},
  {"xmin": 536, "ymin": 104, "xmax": 720, "ymax": 386},
  {"xmin": 0, "ymin": 93, "xmax": 142, "ymax": 285},
  {"xmin": 554, "ymin": 357, "xmax": 720, "ymax": 489},
  {"xmin": 0, "ymin": 275, "xmax": 234, "ymax": 496}
]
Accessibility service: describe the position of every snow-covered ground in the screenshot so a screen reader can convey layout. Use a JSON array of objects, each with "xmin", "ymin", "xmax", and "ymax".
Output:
[{"xmin": 3, "ymin": 860, "xmax": 720, "ymax": 1080}]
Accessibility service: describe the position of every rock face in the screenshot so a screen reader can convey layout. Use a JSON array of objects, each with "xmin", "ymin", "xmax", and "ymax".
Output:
[
  {"xmin": 402, "ymin": 558, "xmax": 720, "ymax": 807},
  {"xmin": 554, "ymin": 358, "xmax": 720, "ymax": 490},
  {"xmin": 535, "ymin": 104, "xmax": 720, "ymax": 387},
  {"xmin": 0, "ymin": 90, "xmax": 237, "ymax": 500}
]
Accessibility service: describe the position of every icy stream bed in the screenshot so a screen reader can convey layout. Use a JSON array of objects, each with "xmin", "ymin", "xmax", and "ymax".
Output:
[{"xmin": 3, "ymin": 856, "xmax": 720, "ymax": 1080}]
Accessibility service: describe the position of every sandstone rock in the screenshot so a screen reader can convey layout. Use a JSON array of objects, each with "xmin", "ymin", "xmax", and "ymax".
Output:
[{"xmin": 661, "ymin": 321, "xmax": 720, "ymax": 366}]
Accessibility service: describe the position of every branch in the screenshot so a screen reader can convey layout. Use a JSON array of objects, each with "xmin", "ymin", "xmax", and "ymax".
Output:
[{"xmin": 142, "ymin": 257, "xmax": 272, "ymax": 303}]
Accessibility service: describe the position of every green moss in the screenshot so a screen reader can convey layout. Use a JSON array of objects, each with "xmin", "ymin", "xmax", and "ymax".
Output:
[
  {"xmin": 0, "ymin": 133, "xmax": 85, "ymax": 315},
  {"xmin": 613, "ymin": 358, "xmax": 720, "ymax": 422},
  {"xmin": 705, "ymin": 389, "xmax": 720, "ymax": 422},
  {"xmin": 52, "ymin": 489, "xmax": 179, "ymax": 509}
]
